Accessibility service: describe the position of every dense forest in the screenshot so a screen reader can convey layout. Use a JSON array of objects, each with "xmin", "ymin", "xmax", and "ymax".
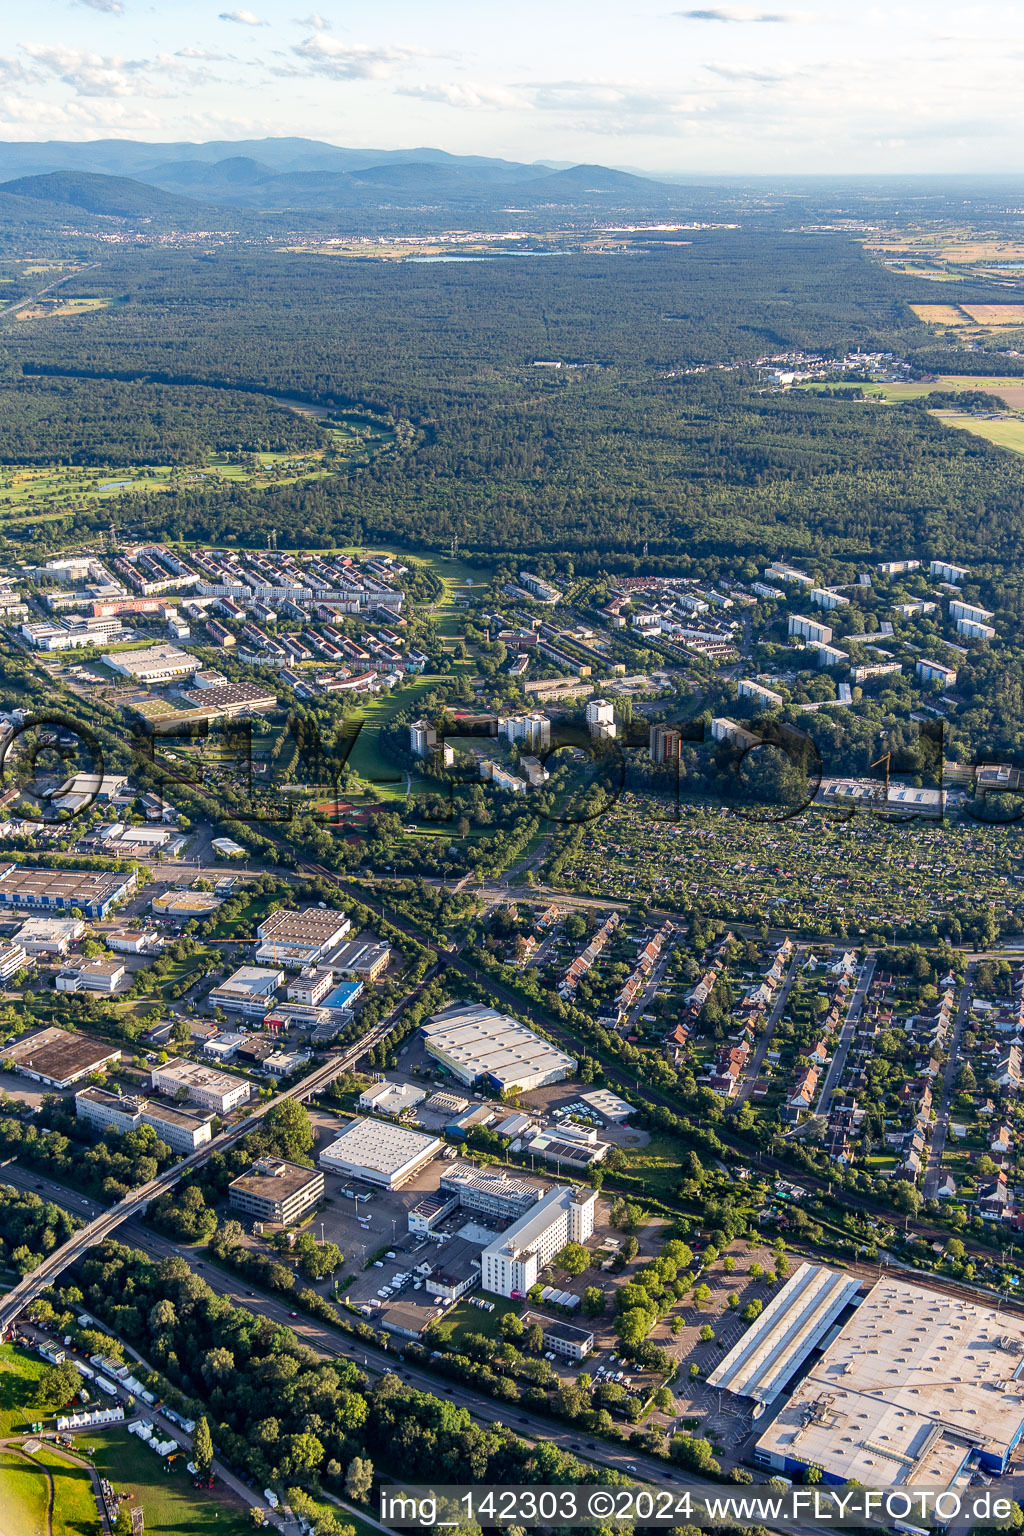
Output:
[
  {"xmin": 1, "ymin": 231, "xmax": 1023, "ymax": 581},
  {"xmin": 0, "ymin": 374, "xmax": 327, "ymax": 465}
]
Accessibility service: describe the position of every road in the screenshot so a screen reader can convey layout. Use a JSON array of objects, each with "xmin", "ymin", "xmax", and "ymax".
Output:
[
  {"xmin": 0, "ymin": 1163, "xmax": 833, "ymax": 1533},
  {"xmin": 0, "ymin": 962, "xmax": 442, "ymax": 1333},
  {"xmin": 924, "ymin": 960, "xmax": 977, "ymax": 1199},
  {"xmin": 814, "ymin": 954, "xmax": 876, "ymax": 1119},
  {"xmin": 732, "ymin": 945, "xmax": 803, "ymax": 1105},
  {"xmin": 0, "ymin": 262, "xmax": 100, "ymax": 322}
]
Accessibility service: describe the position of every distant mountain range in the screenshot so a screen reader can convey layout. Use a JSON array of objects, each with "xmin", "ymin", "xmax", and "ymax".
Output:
[{"xmin": 0, "ymin": 138, "xmax": 685, "ymax": 221}]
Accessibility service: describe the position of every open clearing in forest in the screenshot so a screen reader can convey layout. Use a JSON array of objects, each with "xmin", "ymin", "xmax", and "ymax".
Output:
[
  {"xmin": 960, "ymin": 303, "xmax": 1024, "ymax": 325},
  {"xmin": 931, "ymin": 410, "xmax": 1024, "ymax": 455},
  {"xmin": 88, "ymin": 1428, "xmax": 253, "ymax": 1536},
  {"xmin": 909, "ymin": 304, "xmax": 971, "ymax": 326},
  {"xmin": 0, "ymin": 415, "xmax": 396, "ymax": 526}
]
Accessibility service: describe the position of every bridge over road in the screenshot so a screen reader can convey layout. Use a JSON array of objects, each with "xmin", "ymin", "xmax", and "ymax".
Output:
[{"xmin": 0, "ymin": 961, "xmax": 441, "ymax": 1336}]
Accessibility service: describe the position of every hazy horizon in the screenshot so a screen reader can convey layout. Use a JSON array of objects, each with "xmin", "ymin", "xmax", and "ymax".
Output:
[{"xmin": 4, "ymin": 0, "xmax": 1024, "ymax": 176}]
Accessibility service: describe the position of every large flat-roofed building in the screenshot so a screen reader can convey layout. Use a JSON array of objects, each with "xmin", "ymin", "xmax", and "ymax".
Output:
[
  {"xmin": 439, "ymin": 1163, "xmax": 543, "ymax": 1221},
  {"xmin": 358, "ymin": 1080, "xmax": 427, "ymax": 1118},
  {"xmin": 0, "ymin": 863, "xmax": 136, "ymax": 920},
  {"xmin": 754, "ymin": 1275, "xmax": 1024, "ymax": 1487},
  {"xmin": 228, "ymin": 1157, "xmax": 324, "ymax": 1226},
  {"xmin": 255, "ymin": 907, "xmax": 351, "ymax": 970},
  {"xmin": 75, "ymin": 1087, "xmax": 214, "ymax": 1153},
  {"xmin": 55, "ymin": 957, "xmax": 126, "ymax": 994},
  {"xmin": 13, "ymin": 917, "xmax": 85, "ymax": 956},
  {"xmin": 13, "ymin": 915, "xmax": 85, "ymax": 952},
  {"xmin": 149, "ymin": 1058, "xmax": 250, "ymax": 1114},
  {"xmin": 421, "ymin": 1002, "xmax": 576, "ymax": 1094},
  {"xmin": 3, "ymin": 1026, "xmax": 121, "ymax": 1088},
  {"xmin": 328, "ymin": 939, "xmax": 391, "ymax": 983},
  {"xmin": 480, "ymin": 1185, "xmax": 597, "ymax": 1298},
  {"xmin": 707, "ymin": 1261, "xmax": 861, "ymax": 1405},
  {"xmin": 104, "ymin": 645, "xmax": 201, "ymax": 684},
  {"xmin": 207, "ymin": 965, "xmax": 283, "ymax": 1018},
  {"xmin": 318, "ymin": 1117, "xmax": 442, "ymax": 1189},
  {"xmin": 179, "ymin": 682, "xmax": 278, "ymax": 718},
  {"xmin": 287, "ymin": 968, "xmax": 336, "ymax": 1007},
  {"xmin": 151, "ymin": 890, "xmax": 223, "ymax": 919}
]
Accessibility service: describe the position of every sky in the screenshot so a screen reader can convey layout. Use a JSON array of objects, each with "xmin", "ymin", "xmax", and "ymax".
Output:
[{"xmin": 3, "ymin": 0, "xmax": 1024, "ymax": 173}]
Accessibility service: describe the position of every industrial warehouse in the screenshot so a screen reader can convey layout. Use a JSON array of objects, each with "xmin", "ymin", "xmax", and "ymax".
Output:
[
  {"xmin": 420, "ymin": 1001, "xmax": 576, "ymax": 1093},
  {"xmin": 3, "ymin": 1026, "xmax": 122, "ymax": 1088},
  {"xmin": 0, "ymin": 863, "xmax": 136, "ymax": 919},
  {"xmin": 318, "ymin": 1117, "xmax": 443, "ymax": 1189},
  {"xmin": 704, "ymin": 1261, "xmax": 1024, "ymax": 1490}
]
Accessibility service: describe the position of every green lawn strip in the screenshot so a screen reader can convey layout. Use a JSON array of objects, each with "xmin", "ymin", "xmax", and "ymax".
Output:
[
  {"xmin": 0, "ymin": 1449, "xmax": 48, "ymax": 1536},
  {"xmin": 346, "ymin": 675, "xmax": 447, "ymax": 788},
  {"xmin": 86, "ymin": 1427, "xmax": 253, "ymax": 1536},
  {"xmin": 433, "ymin": 1294, "xmax": 522, "ymax": 1345},
  {"xmin": 0, "ymin": 1342, "xmax": 48, "ymax": 1436},
  {"xmin": 31, "ymin": 1446, "xmax": 100, "ymax": 1536}
]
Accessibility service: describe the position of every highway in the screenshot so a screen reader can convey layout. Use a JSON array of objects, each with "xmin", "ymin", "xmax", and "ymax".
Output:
[
  {"xmin": 0, "ymin": 1162, "xmax": 829, "ymax": 1532},
  {"xmin": 0, "ymin": 962, "xmax": 441, "ymax": 1334}
]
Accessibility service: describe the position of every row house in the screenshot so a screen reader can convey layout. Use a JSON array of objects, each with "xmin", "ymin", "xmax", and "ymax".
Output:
[
  {"xmin": 785, "ymin": 1065, "xmax": 820, "ymax": 1123},
  {"xmin": 558, "ymin": 911, "xmax": 620, "ymax": 998}
]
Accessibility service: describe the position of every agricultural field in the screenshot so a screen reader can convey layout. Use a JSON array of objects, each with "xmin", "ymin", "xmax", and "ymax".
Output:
[
  {"xmin": 798, "ymin": 374, "xmax": 1024, "ymax": 456},
  {"xmin": 909, "ymin": 304, "xmax": 971, "ymax": 326},
  {"xmin": 14, "ymin": 298, "xmax": 112, "ymax": 323},
  {"xmin": 932, "ymin": 410, "xmax": 1024, "ymax": 456},
  {"xmin": 960, "ymin": 303, "xmax": 1024, "ymax": 325}
]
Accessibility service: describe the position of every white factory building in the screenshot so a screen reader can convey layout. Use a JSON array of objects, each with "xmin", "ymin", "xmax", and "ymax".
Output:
[
  {"xmin": 480, "ymin": 1185, "xmax": 597, "ymax": 1298},
  {"xmin": 103, "ymin": 645, "xmax": 201, "ymax": 684},
  {"xmin": 318, "ymin": 1117, "xmax": 442, "ymax": 1189},
  {"xmin": 206, "ymin": 965, "xmax": 283, "ymax": 1018},
  {"xmin": 75, "ymin": 1087, "xmax": 215, "ymax": 1154},
  {"xmin": 421, "ymin": 1002, "xmax": 576, "ymax": 1094},
  {"xmin": 255, "ymin": 907, "xmax": 351, "ymax": 969},
  {"xmin": 149, "ymin": 1059, "xmax": 251, "ymax": 1114},
  {"xmin": 752, "ymin": 1273, "xmax": 1024, "ymax": 1487}
]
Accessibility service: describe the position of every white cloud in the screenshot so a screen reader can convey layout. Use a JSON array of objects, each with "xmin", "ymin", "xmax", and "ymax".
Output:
[
  {"xmin": 20, "ymin": 43, "xmax": 213, "ymax": 99},
  {"xmin": 176, "ymin": 46, "xmax": 230, "ymax": 60},
  {"xmin": 0, "ymin": 55, "xmax": 37, "ymax": 85},
  {"xmin": 291, "ymin": 35, "xmax": 429, "ymax": 80},
  {"xmin": 295, "ymin": 11, "xmax": 330, "ymax": 29},
  {"xmin": 398, "ymin": 80, "xmax": 525, "ymax": 109},
  {"xmin": 673, "ymin": 6, "xmax": 813, "ymax": 20},
  {"xmin": 218, "ymin": 8, "xmax": 266, "ymax": 25},
  {"xmin": 705, "ymin": 62, "xmax": 793, "ymax": 81},
  {"xmin": 74, "ymin": 0, "xmax": 125, "ymax": 13}
]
